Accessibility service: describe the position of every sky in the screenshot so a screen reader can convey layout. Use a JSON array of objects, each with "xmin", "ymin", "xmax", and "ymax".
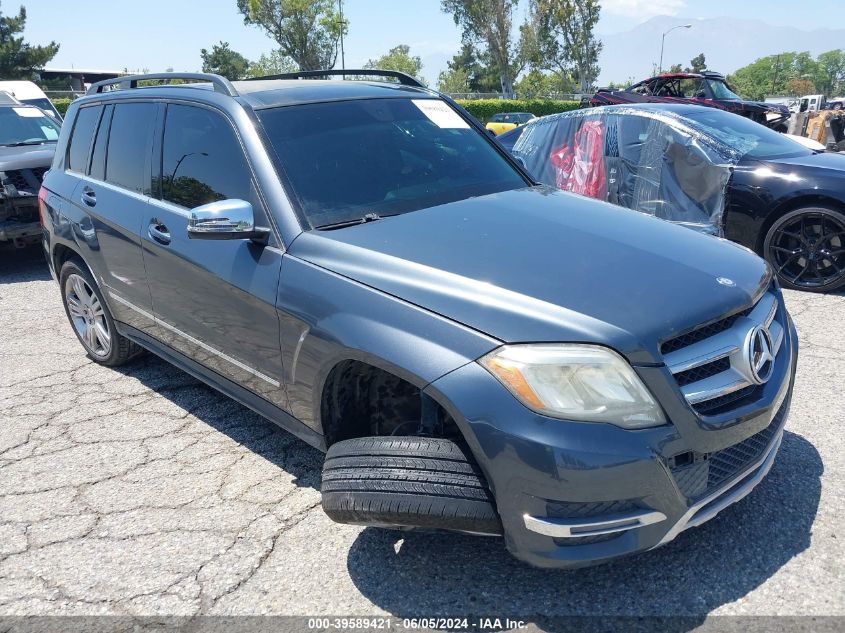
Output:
[{"xmin": 16, "ymin": 0, "xmax": 845, "ymax": 86}]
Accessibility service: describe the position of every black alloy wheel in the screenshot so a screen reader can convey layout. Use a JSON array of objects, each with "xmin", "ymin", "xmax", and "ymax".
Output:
[{"xmin": 764, "ymin": 207, "xmax": 845, "ymax": 292}]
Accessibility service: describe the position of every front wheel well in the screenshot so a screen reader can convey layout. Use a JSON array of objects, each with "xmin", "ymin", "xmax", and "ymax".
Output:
[
  {"xmin": 52, "ymin": 243, "xmax": 83, "ymax": 272},
  {"xmin": 755, "ymin": 196, "xmax": 845, "ymax": 254},
  {"xmin": 320, "ymin": 360, "xmax": 462, "ymax": 448}
]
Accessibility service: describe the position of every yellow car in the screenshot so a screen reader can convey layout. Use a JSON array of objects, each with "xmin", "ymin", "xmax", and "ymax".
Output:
[{"xmin": 485, "ymin": 112, "xmax": 536, "ymax": 135}]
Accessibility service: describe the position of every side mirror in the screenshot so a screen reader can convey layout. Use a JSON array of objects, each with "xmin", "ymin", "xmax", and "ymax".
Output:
[{"xmin": 187, "ymin": 199, "xmax": 269, "ymax": 243}]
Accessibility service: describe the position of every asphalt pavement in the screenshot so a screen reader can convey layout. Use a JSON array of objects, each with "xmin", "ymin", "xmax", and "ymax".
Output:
[{"xmin": 0, "ymin": 246, "xmax": 842, "ymax": 624}]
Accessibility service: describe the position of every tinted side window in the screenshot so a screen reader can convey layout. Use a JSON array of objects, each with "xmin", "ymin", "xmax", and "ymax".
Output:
[
  {"xmin": 161, "ymin": 104, "xmax": 251, "ymax": 209},
  {"xmin": 105, "ymin": 102, "xmax": 157, "ymax": 193},
  {"xmin": 67, "ymin": 106, "xmax": 102, "ymax": 173}
]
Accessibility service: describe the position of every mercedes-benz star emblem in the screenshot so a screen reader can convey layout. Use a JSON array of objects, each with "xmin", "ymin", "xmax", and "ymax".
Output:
[
  {"xmin": 746, "ymin": 325, "xmax": 774, "ymax": 384},
  {"xmin": 716, "ymin": 277, "xmax": 736, "ymax": 287}
]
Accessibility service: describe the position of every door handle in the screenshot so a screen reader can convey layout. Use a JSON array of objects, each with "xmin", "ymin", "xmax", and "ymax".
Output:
[
  {"xmin": 81, "ymin": 187, "xmax": 96, "ymax": 207},
  {"xmin": 148, "ymin": 220, "xmax": 171, "ymax": 245}
]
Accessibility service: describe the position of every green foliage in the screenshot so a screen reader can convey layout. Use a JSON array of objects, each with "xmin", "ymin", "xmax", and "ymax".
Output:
[
  {"xmin": 689, "ymin": 53, "xmax": 706, "ymax": 73},
  {"xmin": 438, "ymin": 67, "xmax": 470, "ymax": 93},
  {"xmin": 514, "ymin": 69, "xmax": 572, "ymax": 98},
  {"xmin": 441, "ymin": 0, "xmax": 524, "ymax": 97},
  {"xmin": 237, "ymin": 0, "xmax": 347, "ymax": 71},
  {"xmin": 726, "ymin": 50, "xmax": 845, "ymax": 100},
  {"xmin": 0, "ymin": 2, "xmax": 59, "ymax": 79},
  {"xmin": 364, "ymin": 44, "xmax": 424, "ymax": 84},
  {"xmin": 527, "ymin": 0, "xmax": 601, "ymax": 93},
  {"xmin": 49, "ymin": 97, "xmax": 71, "ymax": 115},
  {"xmin": 456, "ymin": 98, "xmax": 579, "ymax": 122},
  {"xmin": 443, "ymin": 43, "xmax": 500, "ymax": 92},
  {"xmin": 200, "ymin": 41, "xmax": 251, "ymax": 80},
  {"xmin": 248, "ymin": 49, "xmax": 298, "ymax": 77}
]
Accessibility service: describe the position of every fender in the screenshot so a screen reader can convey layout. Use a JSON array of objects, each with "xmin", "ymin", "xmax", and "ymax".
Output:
[{"xmin": 275, "ymin": 255, "xmax": 501, "ymax": 434}]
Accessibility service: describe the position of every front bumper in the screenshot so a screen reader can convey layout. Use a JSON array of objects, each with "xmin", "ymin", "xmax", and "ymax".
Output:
[{"xmin": 426, "ymin": 314, "xmax": 797, "ymax": 569}]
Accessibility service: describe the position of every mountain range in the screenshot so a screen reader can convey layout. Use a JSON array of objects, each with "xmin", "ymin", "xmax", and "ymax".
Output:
[{"xmin": 597, "ymin": 15, "xmax": 845, "ymax": 86}]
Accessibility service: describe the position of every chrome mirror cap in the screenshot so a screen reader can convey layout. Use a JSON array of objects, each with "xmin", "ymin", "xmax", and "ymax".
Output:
[{"xmin": 187, "ymin": 199, "xmax": 267, "ymax": 242}]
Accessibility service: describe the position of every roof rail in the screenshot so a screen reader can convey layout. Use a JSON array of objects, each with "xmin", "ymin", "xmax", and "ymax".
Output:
[
  {"xmin": 87, "ymin": 73, "xmax": 238, "ymax": 97},
  {"xmin": 246, "ymin": 69, "xmax": 425, "ymax": 89}
]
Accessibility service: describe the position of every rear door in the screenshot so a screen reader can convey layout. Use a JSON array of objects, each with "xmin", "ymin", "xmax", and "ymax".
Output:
[
  {"xmin": 140, "ymin": 102, "xmax": 286, "ymax": 410},
  {"xmin": 65, "ymin": 101, "xmax": 158, "ymax": 334}
]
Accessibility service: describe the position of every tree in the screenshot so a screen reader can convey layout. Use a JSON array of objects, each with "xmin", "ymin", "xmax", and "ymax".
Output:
[
  {"xmin": 363, "ymin": 44, "xmax": 424, "ymax": 83},
  {"xmin": 441, "ymin": 0, "xmax": 525, "ymax": 97},
  {"xmin": 200, "ymin": 41, "xmax": 251, "ymax": 80},
  {"xmin": 444, "ymin": 43, "xmax": 500, "ymax": 92},
  {"xmin": 668, "ymin": 63, "xmax": 682, "ymax": 74},
  {"xmin": 526, "ymin": 0, "xmax": 602, "ymax": 93},
  {"xmin": 727, "ymin": 51, "xmax": 837, "ymax": 100},
  {"xmin": 0, "ymin": 2, "xmax": 59, "ymax": 79},
  {"xmin": 237, "ymin": 0, "xmax": 346, "ymax": 71},
  {"xmin": 688, "ymin": 53, "xmax": 706, "ymax": 73},
  {"xmin": 786, "ymin": 77, "xmax": 815, "ymax": 97},
  {"xmin": 248, "ymin": 49, "xmax": 298, "ymax": 77},
  {"xmin": 437, "ymin": 67, "xmax": 470, "ymax": 93},
  {"xmin": 514, "ymin": 69, "xmax": 572, "ymax": 98},
  {"xmin": 815, "ymin": 49, "xmax": 845, "ymax": 96}
]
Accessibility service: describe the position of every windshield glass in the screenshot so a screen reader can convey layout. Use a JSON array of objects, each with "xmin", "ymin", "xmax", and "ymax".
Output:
[
  {"xmin": 21, "ymin": 97, "xmax": 59, "ymax": 116},
  {"xmin": 683, "ymin": 108, "xmax": 810, "ymax": 159},
  {"xmin": 705, "ymin": 79, "xmax": 741, "ymax": 100},
  {"xmin": 258, "ymin": 98, "xmax": 527, "ymax": 228},
  {"xmin": 0, "ymin": 106, "xmax": 61, "ymax": 145}
]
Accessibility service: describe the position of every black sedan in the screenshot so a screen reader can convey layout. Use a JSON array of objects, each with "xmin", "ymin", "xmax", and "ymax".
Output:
[{"xmin": 499, "ymin": 103, "xmax": 845, "ymax": 292}]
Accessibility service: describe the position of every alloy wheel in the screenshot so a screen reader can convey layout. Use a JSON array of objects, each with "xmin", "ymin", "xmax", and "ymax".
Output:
[
  {"xmin": 768, "ymin": 211, "xmax": 845, "ymax": 290},
  {"xmin": 65, "ymin": 273, "xmax": 111, "ymax": 357}
]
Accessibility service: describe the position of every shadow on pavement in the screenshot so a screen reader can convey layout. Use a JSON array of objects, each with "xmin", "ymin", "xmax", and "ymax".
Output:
[
  {"xmin": 346, "ymin": 431, "xmax": 821, "ymax": 627},
  {"xmin": 0, "ymin": 245, "xmax": 50, "ymax": 284},
  {"xmin": 114, "ymin": 353, "xmax": 325, "ymax": 491}
]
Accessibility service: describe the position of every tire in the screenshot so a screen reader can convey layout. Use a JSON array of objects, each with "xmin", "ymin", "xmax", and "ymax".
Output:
[
  {"xmin": 321, "ymin": 436, "xmax": 502, "ymax": 535},
  {"xmin": 762, "ymin": 206, "xmax": 845, "ymax": 293},
  {"xmin": 59, "ymin": 258, "xmax": 143, "ymax": 366}
]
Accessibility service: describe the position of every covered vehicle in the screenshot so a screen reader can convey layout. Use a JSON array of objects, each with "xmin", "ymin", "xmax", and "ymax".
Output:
[
  {"xmin": 590, "ymin": 72, "xmax": 790, "ymax": 132},
  {"xmin": 503, "ymin": 103, "xmax": 845, "ymax": 292},
  {"xmin": 0, "ymin": 101, "xmax": 60, "ymax": 248},
  {"xmin": 485, "ymin": 111, "xmax": 536, "ymax": 135}
]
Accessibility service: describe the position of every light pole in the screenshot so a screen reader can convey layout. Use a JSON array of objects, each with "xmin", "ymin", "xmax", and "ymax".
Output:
[
  {"xmin": 338, "ymin": 0, "xmax": 345, "ymax": 71},
  {"xmin": 659, "ymin": 24, "xmax": 692, "ymax": 73}
]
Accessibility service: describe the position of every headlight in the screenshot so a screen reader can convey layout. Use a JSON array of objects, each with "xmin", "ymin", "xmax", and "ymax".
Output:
[{"xmin": 479, "ymin": 344, "xmax": 666, "ymax": 429}]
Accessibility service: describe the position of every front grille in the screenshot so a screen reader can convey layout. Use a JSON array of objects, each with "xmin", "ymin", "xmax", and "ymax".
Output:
[
  {"xmin": 693, "ymin": 385, "xmax": 760, "ymax": 416},
  {"xmin": 671, "ymin": 398, "xmax": 787, "ymax": 500},
  {"xmin": 660, "ymin": 306, "xmax": 753, "ymax": 355},
  {"xmin": 675, "ymin": 356, "xmax": 730, "ymax": 387},
  {"xmin": 1, "ymin": 167, "xmax": 47, "ymax": 196}
]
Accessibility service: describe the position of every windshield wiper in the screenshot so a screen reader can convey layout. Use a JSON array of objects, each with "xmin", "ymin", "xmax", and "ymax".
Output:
[
  {"xmin": 2, "ymin": 140, "xmax": 53, "ymax": 147},
  {"xmin": 317, "ymin": 212, "xmax": 384, "ymax": 230}
]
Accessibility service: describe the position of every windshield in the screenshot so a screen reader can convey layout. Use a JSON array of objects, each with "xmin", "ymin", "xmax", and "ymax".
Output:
[
  {"xmin": 705, "ymin": 79, "xmax": 741, "ymax": 100},
  {"xmin": 258, "ymin": 98, "xmax": 527, "ymax": 228},
  {"xmin": 21, "ymin": 97, "xmax": 59, "ymax": 116},
  {"xmin": 683, "ymin": 108, "xmax": 810, "ymax": 160},
  {"xmin": 0, "ymin": 106, "xmax": 61, "ymax": 146}
]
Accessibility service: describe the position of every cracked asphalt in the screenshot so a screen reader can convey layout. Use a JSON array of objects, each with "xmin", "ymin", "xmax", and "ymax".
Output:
[{"xmin": 0, "ymin": 247, "xmax": 843, "ymax": 623}]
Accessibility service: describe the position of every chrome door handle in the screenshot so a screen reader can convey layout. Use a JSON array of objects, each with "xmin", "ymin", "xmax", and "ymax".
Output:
[
  {"xmin": 148, "ymin": 221, "xmax": 171, "ymax": 245},
  {"xmin": 81, "ymin": 187, "xmax": 96, "ymax": 207}
]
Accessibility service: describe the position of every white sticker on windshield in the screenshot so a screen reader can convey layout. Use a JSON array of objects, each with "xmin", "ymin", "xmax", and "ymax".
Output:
[
  {"xmin": 13, "ymin": 107, "xmax": 42, "ymax": 117},
  {"xmin": 412, "ymin": 99, "xmax": 469, "ymax": 129}
]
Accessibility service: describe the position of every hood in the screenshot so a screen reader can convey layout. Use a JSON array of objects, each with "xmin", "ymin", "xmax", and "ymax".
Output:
[
  {"xmin": 0, "ymin": 144, "xmax": 56, "ymax": 172},
  {"xmin": 764, "ymin": 150, "xmax": 845, "ymax": 172},
  {"xmin": 289, "ymin": 187, "xmax": 770, "ymax": 365}
]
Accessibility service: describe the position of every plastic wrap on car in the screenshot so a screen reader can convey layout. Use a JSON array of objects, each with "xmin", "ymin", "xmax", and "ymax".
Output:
[{"xmin": 511, "ymin": 107, "xmax": 739, "ymax": 234}]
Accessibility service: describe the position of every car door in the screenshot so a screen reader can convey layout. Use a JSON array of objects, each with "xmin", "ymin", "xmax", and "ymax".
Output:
[
  {"xmin": 140, "ymin": 102, "xmax": 287, "ymax": 410},
  {"xmin": 66, "ymin": 101, "xmax": 158, "ymax": 335}
]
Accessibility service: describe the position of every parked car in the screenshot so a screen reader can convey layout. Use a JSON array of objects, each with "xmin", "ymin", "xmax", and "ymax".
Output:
[
  {"xmin": 1, "ymin": 100, "xmax": 61, "ymax": 248},
  {"xmin": 589, "ymin": 71, "xmax": 790, "ymax": 132},
  {"xmin": 41, "ymin": 71, "xmax": 797, "ymax": 569},
  {"xmin": 485, "ymin": 111, "xmax": 536, "ymax": 135},
  {"xmin": 500, "ymin": 103, "xmax": 845, "ymax": 292},
  {"xmin": 0, "ymin": 80, "xmax": 62, "ymax": 120}
]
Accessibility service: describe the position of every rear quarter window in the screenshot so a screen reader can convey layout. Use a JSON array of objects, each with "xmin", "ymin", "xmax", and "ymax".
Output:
[{"xmin": 67, "ymin": 106, "xmax": 102, "ymax": 173}]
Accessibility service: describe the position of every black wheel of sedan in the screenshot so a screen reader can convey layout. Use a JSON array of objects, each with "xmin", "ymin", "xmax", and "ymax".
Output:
[
  {"xmin": 59, "ymin": 258, "xmax": 143, "ymax": 366},
  {"xmin": 764, "ymin": 206, "xmax": 845, "ymax": 292}
]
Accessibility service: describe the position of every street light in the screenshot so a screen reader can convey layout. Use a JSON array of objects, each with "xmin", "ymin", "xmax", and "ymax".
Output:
[{"xmin": 659, "ymin": 24, "xmax": 692, "ymax": 74}]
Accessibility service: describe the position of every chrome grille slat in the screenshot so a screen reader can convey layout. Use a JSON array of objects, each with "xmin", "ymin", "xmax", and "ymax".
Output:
[{"xmin": 663, "ymin": 288, "xmax": 784, "ymax": 413}]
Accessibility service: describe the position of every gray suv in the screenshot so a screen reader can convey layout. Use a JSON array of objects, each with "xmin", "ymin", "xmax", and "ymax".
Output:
[{"xmin": 40, "ymin": 71, "xmax": 798, "ymax": 568}]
